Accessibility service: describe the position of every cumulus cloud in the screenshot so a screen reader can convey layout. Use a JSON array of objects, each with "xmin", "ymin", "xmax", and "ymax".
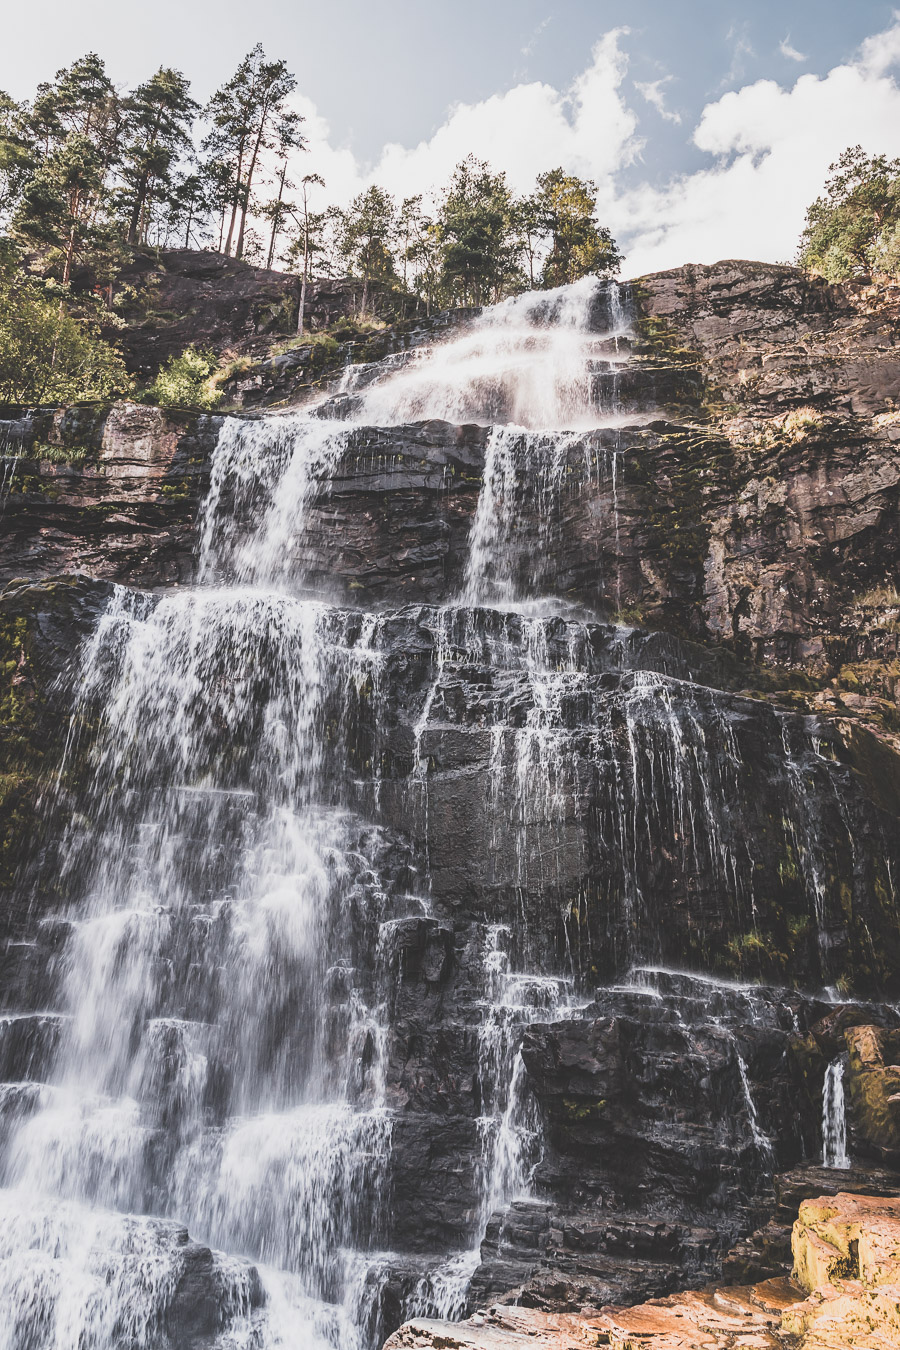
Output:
[
  {"xmin": 858, "ymin": 12, "xmax": 900, "ymax": 75},
  {"xmin": 634, "ymin": 77, "xmax": 682, "ymax": 124},
  {"xmin": 266, "ymin": 16, "xmax": 900, "ymax": 280},
  {"xmin": 371, "ymin": 30, "xmax": 641, "ymax": 205},
  {"xmin": 272, "ymin": 29, "xmax": 640, "ymax": 217}
]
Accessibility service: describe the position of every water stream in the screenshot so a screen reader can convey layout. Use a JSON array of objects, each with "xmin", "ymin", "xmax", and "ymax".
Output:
[
  {"xmin": 822, "ymin": 1059, "xmax": 851, "ymax": 1170},
  {"xmin": 0, "ymin": 279, "xmax": 635, "ymax": 1349}
]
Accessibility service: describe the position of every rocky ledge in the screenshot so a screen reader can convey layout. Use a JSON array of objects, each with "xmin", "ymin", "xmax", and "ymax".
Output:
[{"xmin": 386, "ymin": 1190, "xmax": 900, "ymax": 1349}]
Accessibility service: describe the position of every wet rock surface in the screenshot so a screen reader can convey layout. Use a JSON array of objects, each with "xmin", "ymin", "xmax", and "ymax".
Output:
[
  {"xmin": 3, "ymin": 573, "xmax": 900, "ymax": 1340},
  {"xmin": 386, "ymin": 1191, "xmax": 900, "ymax": 1348},
  {"xmin": 0, "ymin": 271, "xmax": 899, "ymax": 1349},
  {"xmin": 3, "ymin": 263, "xmax": 900, "ymax": 696}
]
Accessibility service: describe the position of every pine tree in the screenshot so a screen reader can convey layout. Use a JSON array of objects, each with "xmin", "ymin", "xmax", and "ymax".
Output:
[
  {"xmin": 260, "ymin": 161, "xmax": 293, "ymax": 270},
  {"xmin": 120, "ymin": 68, "xmax": 197, "ymax": 246},
  {"xmin": 283, "ymin": 172, "xmax": 325, "ymax": 333},
  {"xmin": 534, "ymin": 169, "xmax": 622, "ymax": 288},
  {"xmin": 203, "ymin": 45, "xmax": 305, "ymax": 260},
  {"xmin": 335, "ymin": 185, "xmax": 398, "ymax": 314},
  {"xmin": 437, "ymin": 157, "xmax": 520, "ymax": 305},
  {"xmin": 11, "ymin": 54, "xmax": 121, "ymax": 285},
  {"xmin": 398, "ymin": 194, "xmax": 440, "ymax": 314}
]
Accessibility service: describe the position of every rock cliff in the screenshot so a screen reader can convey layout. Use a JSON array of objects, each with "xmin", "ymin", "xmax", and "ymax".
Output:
[{"xmin": 0, "ymin": 263, "xmax": 899, "ymax": 1350}]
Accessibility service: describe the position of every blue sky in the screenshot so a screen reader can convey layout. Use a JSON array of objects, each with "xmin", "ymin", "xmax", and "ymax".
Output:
[{"xmin": 5, "ymin": 2, "xmax": 900, "ymax": 275}]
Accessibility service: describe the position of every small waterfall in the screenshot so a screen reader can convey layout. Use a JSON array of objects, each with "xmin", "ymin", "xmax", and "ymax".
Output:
[
  {"xmin": 736, "ymin": 1050, "xmax": 775, "ymax": 1162},
  {"xmin": 0, "ymin": 420, "xmax": 25, "ymax": 515},
  {"xmin": 822, "ymin": 1059, "xmax": 851, "ymax": 1169},
  {"xmin": 349, "ymin": 277, "xmax": 631, "ymax": 432},
  {"xmin": 0, "ymin": 277, "xmax": 639, "ymax": 1349}
]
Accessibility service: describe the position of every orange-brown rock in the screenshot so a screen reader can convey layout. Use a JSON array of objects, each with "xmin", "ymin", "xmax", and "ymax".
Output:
[
  {"xmin": 785, "ymin": 1191, "xmax": 900, "ymax": 1347},
  {"xmin": 382, "ymin": 1280, "xmax": 802, "ymax": 1348},
  {"xmin": 844, "ymin": 1025, "xmax": 900, "ymax": 1157},
  {"xmin": 384, "ymin": 1195, "xmax": 900, "ymax": 1349}
]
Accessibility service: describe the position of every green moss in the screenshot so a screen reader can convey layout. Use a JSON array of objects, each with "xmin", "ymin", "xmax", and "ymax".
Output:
[
  {"xmin": 160, "ymin": 480, "xmax": 190, "ymax": 502},
  {"xmin": 273, "ymin": 332, "xmax": 341, "ymax": 361},
  {"xmin": 624, "ymin": 426, "xmax": 731, "ymax": 595}
]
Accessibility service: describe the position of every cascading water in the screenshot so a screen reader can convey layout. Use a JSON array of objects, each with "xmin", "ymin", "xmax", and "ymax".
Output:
[
  {"xmin": 822, "ymin": 1059, "xmax": 850, "ymax": 1170},
  {"xmin": 0, "ymin": 273, "xmax": 887, "ymax": 1348},
  {"xmin": 0, "ymin": 278, "xmax": 634, "ymax": 1349}
]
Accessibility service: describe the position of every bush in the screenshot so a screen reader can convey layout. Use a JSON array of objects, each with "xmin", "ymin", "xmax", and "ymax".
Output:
[
  {"xmin": 0, "ymin": 255, "xmax": 128, "ymax": 405},
  {"xmin": 148, "ymin": 346, "xmax": 222, "ymax": 409}
]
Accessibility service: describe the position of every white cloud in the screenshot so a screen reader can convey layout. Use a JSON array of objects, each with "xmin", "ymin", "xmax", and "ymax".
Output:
[
  {"xmin": 269, "ymin": 29, "xmax": 640, "ymax": 218},
  {"xmin": 619, "ymin": 18, "xmax": 900, "ymax": 276},
  {"xmin": 264, "ymin": 17, "xmax": 900, "ymax": 281},
  {"xmin": 371, "ymin": 30, "xmax": 641, "ymax": 205},
  {"xmin": 858, "ymin": 11, "xmax": 900, "ymax": 75},
  {"xmin": 634, "ymin": 77, "xmax": 682, "ymax": 124},
  {"xmin": 721, "ymin": 24, "xmax": 755, "ymax": 88},
  {"xmin": 779, "ymin": 36, "xmax": 807, "ymax": 62}
]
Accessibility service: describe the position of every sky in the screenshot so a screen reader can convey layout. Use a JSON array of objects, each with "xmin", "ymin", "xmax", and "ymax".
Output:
[{"xmin": 4, "ymin": 1, "xmax": 900, "ymax": 277}]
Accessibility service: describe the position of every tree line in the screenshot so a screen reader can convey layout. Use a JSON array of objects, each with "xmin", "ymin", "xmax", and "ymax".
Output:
[{"xmin": 0, "ymin": 45, "xmax": 623, "ymax": 317}]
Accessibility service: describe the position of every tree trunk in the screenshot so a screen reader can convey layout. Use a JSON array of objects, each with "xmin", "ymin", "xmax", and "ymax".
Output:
[
  {"xmin": 266, "ymin": 163, "xmax": 287, "ymax": 270},
  {"xmin": 127, "ymin": 168, "xmax": 149, "ymax": 245},
  {"xmin": 62, "ymin": 202, "xmax": 79, "ymax": 288},
  {"xmin": 297, "ymin": 226, "xmax": 310, "ymax": 334},
  {"xmin": 236, "ymin": 118, "xmax": 268, "ymax": 261},
  {"xmin": 223, "ymin": 140, "xmax": 246, "ymax": 258}
]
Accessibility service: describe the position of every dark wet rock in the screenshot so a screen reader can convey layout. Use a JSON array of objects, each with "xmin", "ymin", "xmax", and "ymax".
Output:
[
  {"xmin": 169, "ymin": 1240, "xmax": 263, "ymax": 1349},
  {"xmin": 2, "ymin": 265, "xmax": 900, "ymax": 1347},
  {"xmin": 0, "ymin": 403, "xmax": 221, "ymax": 586}
]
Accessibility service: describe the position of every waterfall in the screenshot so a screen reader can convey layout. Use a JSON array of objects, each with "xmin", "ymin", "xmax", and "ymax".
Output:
[
  {"xmin": 0, "ymin": 277, "xmax": 639, "ymax": 1349},
  {"xmin": 822, "ymin": 1059, "xmax": 850, "ymax": 1169},
  {"xmin": 1, "ymin": 271, "xmax": 869, "ymax": 1348}
]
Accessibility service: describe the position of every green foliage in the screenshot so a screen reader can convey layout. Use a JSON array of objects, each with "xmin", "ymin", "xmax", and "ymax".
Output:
[
  {"xmin": 203, "ymin": 44, "xmax": 304, "ymax": 260},
  {"xmin": 8, "ymin": 54, "xmax": 123, "ymax": 284},
  {"xmin": 147, "ymin": 345, "xmax": 222, "ymax": 408},
  {"xmin": 272, "ymin": 331, "xmax": 341, "ymax": 358},
  {"xmin": 798, "ymin": 145, "xmax": 900, "ymax": 281},
  {"xmin": 0, "ymin": 251, "xmax": 127, "ymax": 404},
  {"xmin": 0, "ymin": 90, "xmax": 34, "ymax": 219},
  {"xmin": 533, "ymin": 168, "xmax": 623, "ymax": 286},
  {"xmin": 2, "ymin": 48, "xmax": 629, "ymax": 335},
  {"xmin": 437, "ymin": 156, "xmax": 521, "ymax": 306},
  {"xmin": 119, "ymin": 68, "xmax": 198, "ymax": 246},
  {"xmin": 331, "ymin": 185, "xmax": 399, "ymax": 311}
]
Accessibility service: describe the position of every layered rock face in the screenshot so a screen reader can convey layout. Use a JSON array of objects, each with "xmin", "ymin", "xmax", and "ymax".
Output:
[
  {"xmin": 0, "ymin": 268, "xmax": 899, "ymax": 1350},
  {"xmin": 387, "ymin": 1192, "xmax": 900, "ymax": 1348}
]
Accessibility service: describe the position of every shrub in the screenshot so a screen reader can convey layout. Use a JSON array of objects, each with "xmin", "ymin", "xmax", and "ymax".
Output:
[
  {"xmin": 148, "ymin": 346, "xmax": 222, "ymax": 409},
  {"xmin": 0, "ymin": 255, "xmax": 128, "ymax": 405}
]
